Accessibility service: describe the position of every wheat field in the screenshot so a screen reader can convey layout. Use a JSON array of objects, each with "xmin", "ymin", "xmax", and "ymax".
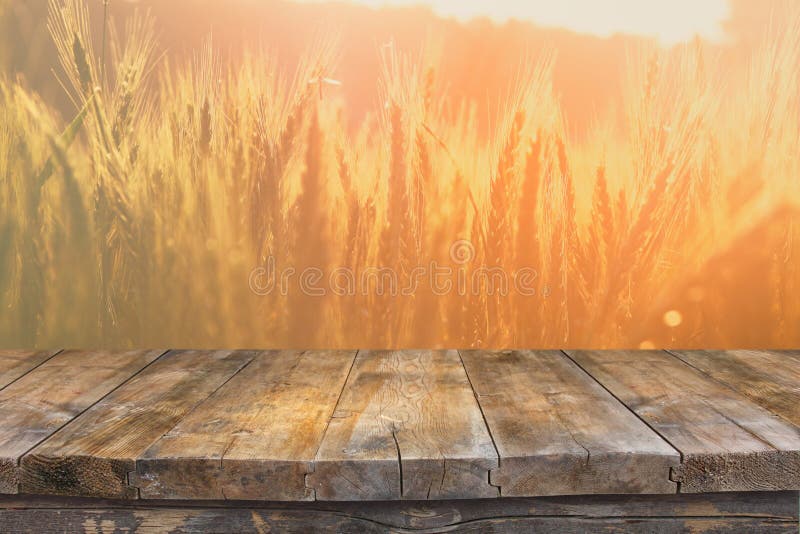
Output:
[{"xmin": 1, "ymin": 0, "xmax": 799, "ymax": 349}]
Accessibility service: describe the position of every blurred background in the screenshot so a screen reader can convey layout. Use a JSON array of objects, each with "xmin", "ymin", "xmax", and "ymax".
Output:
[
  {"xmin": 1, "ymin": 0, "xmax": 782, "ymax": 134},
  {"xmin": 1, "ymin": 0, "xmax": 798, "ymax": 350}
]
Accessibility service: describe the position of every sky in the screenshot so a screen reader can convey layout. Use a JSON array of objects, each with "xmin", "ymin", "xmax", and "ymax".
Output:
[{"xmin": 297, "ymin": 0, "xmax": 731, "ymax": 44}]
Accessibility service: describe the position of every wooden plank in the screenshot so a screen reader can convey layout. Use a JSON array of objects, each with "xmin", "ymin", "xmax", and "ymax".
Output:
[
  {"xmin": 460, "ymin": 350, "xmax": 679, "ymax": 496},
  {"xmin": 132, "ymin": 350, "xmax": 356, "ymax": 501},
  {"xmin": 1, "ymin": 511, "xmax": 791, "ymax": 534},
  {"xmin": 19, "ymin": 350, "xmax": 257, "ymax": 499},
  {"xmin": 0, "ymin": 492, "xmax": 796, "ymax": 533},
  {"xmin": 0, "ymin": 350, "xmax": 60, "ymax": 390},
  {"xmin": 307, "ymin": 350, "xmax": 499, "ymax": 501},
  {"xmin": 671, "ymin": 350, "xmax": 800, "ymax": 427},
  {"xmin": 567, "ymin": 350, "xmax": 800, "ymax": 493},
  {"xmin": 0, "ymin": 349, "xmax": 163, "ymax": 494}
]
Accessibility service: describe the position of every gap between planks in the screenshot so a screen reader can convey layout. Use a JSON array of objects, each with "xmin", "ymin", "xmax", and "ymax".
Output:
[
  {"xmin": 0, "ymin": 350, "xmax": 169, "ymax": 494},
  {"xmin": 561, "ymin": 349, "xmax": 688, "ymax": 491},
  {"xmin": 306, "ymin": 350, "xmax": 499, "ymax": 501},
  {"xmin": 462, "ymin": 350, "xmax": 679, "ymax": 497},
  {"xmin": 5, "ymin": 349, "xmax": 800, "ymax": 501},
  {"xmin": 457, "ymin": 349, "xmax": 503, "ymax": 496},
  {"xmin": 132, "ymin": 350, "xmax": 358, "ymax": 501},
  {"xmin": 304, "ymin": 349, "xmax": 360, "ymax": 501},
  {"xmin": 566, "ymin": 349, "xmax": 800, "ymax": 493},
  {"xmin": 0, "ymin": 350, "xmax": 63, "ymax": 392}
]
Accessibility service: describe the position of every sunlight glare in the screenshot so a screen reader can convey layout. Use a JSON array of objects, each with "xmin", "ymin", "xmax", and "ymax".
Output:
[{"xmin": 304, "ymin": 0, "xmax": 730, "ymax": 44}]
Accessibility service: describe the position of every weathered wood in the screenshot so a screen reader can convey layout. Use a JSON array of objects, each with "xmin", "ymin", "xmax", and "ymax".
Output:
[
  {"xmin": 132, "ymin": 350, "xmax": 356, "ymax": 501},
  {"xmin": 0, "ymin": 350, "xmax": 60, "ymax": 390},
  {"xmin": 307, "ymin": 350, "xmax": 498, "ymax": 501},
  {"xmin": 4, "ymin": 348, "xmax": 800, "ymax": 505},
  {"xmin": 19, "ymin": 350, "xmax": 256, "ymax": 499},
  {"xmin": 567, "ymin": 350, "xmax": 800, "ymax": 493},
  {"xmin": 0, "ymin": 350, "xmax": 163, "ymax": 495},
  {"xmin": 0, "ymin": 492, "xmax": 796, "ymax": 533},
  {"xmin": 460, "ymin": 350, "xmax": 679, "ymax": 496},
  {"xmin": 671, "ymin": 350, "xmax": 800, "ymax": 427}
]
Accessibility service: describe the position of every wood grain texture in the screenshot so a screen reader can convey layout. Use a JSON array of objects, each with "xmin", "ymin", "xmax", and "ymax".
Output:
[
  {"xmin": 0, "ymin": 350, "xmax": 60, "ymax": 390},
  {"xmin": 19, "ymin": 350, "xmax": 256, "ymax": 499},
  {"xmin": 307, "ymin": 350, "xmax": 499, "ymax": 501},
  {"xmin": 0, "ymin": 350, "xmax": 163, "ymax": 494},
  {"xmin": 460, "ymin": 350, "xmax": 679, "ymax": 496},
  {"xmin": 132, "ymin": 350, "xmax": 356, "ymax": 501},
  {"xmin": 0, "ymin": 492, "xmax": 796, "ymax": 533},
  {"xmin": 567, "ymin": 350, "xmax": 800, "ymax": 493},
  {"xmin": 671, "ymin": 350, "xmax": 800, "ymax": 427}
]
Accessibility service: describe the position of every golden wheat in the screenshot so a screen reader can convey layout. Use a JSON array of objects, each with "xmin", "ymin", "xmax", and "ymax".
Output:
[{"xmin": 1, "ymin": 0, "xmax": 799, "ymax": 349}]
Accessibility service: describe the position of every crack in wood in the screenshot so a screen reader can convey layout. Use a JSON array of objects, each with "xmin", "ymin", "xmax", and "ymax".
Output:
[
  {"xmin": 391, "ymin": 428, "xmax": 403, "ymax": 498},
  {"xmin": 5, "ymin": 350, "xmax": 800, "ymax": 501}
]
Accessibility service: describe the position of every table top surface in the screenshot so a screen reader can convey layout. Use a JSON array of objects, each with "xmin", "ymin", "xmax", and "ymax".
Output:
[{"xmin": 0, "ymin": 349, "xmax": 798, "ymax": 502}]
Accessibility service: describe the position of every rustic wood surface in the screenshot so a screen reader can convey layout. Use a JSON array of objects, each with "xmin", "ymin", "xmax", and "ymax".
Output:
[
  {"xmin": 19, "ymin": 350, "xmax": 256, "ymax": 499},
  {"xmin": 307, "ymin": 350, "xmax": 499, "ymax": 501},
  {"xmin": 0, "ymin": 491, "xmax": 796, "ymax": 533},
  {"xmin": 460, "ymin": 350, "xmax": 679, "ymax": 496},
  {"xmin": 0, "ymin": 349, "xmax": 799, "ymax": 503},
  {"xmin": 0, "ymin": 350, "xmax": 60, "ymax": 390},
  {"xmin": 0, "ymin": 350, "xmax": 164, "ymax": 495},
  {"xmin": 133, "ymin": 350, "xmax": 356, "ymax": 501},
  {"xmin": 567, "ymin": 349, "xmax": 800, "ymax": 493},
  {"xmin": 670, "ymin": 350, "xmax": 800, "ymax": 427}
]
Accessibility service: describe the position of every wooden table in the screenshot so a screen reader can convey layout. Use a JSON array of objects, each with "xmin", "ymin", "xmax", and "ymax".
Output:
[{"xmin": 0, "ymin": 349, "xmax": 798, "ymax": 532}]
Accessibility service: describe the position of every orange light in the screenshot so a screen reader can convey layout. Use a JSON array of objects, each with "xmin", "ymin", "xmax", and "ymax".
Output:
[{"xmin": 298, "ymin": 0, "xmax": 730, "ymax": 44}]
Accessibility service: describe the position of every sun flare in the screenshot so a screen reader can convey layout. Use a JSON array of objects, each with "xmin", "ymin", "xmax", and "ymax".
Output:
[
  {"xmin": 2, "ymin": 0, "xmax": 799, "ymax": 349},
  {"xmin": 301, "ymin": 0, "xmax": 730, "ymax": 44}
]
